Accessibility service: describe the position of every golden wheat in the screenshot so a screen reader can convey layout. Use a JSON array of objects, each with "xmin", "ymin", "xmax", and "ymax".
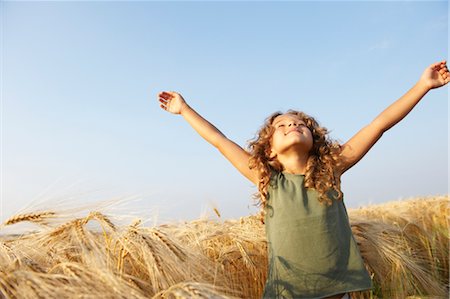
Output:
[
  {"xmin": 0, "ymin": 195, "xmax": 447, "ymax": 299},
  {"xmin": 2, "ymin": 211, "xmax": 56, "ymax": 226},
  {"xmin": 152, "ymin": 282, "xmax": 239, "ymax": 299}
]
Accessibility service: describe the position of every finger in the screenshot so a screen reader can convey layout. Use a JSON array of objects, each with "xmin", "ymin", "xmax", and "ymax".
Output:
[
  {"xmin": 159, "ymin": 98, "xmax": 169, "ymax": 104},
  {"xmin": 160, "ymin": 104, "xmax": 167, "ymax": 110},
  {"xmin": 432, "ymin": 61, "xmax": 447, "ymax": 71},
  {"xmin": 159, "ymin": 91, "xmax": 173, "ymax": 100},
  {"xmin": 435, "ymin": 64, "xmax": 448, "ymax": 73},
  {"xmin": 439, "ymin": 67, "xmax": 449, "ymax": 75},
  {"xmin": 165, "ymin": 91, "xmax": 177, "ymax": 97},
  {"xmin": 431, "ymin": 61, "xmax": 443, "ymax": 70}
]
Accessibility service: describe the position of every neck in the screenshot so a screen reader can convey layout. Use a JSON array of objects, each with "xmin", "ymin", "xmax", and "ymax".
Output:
[{"xmin": 277, "ymin": 151, "xmax": 309, "ymax": 175}]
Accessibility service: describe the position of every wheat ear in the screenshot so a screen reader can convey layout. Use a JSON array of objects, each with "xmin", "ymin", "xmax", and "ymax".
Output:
[{"xmin": 2, "ymin": 211, "xmax": 56, "ymax": 226}]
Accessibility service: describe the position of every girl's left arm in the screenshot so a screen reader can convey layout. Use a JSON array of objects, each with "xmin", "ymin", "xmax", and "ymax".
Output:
[{"xmin": 339, "ymin": 60, "xmax": 449, "ymax": 175}]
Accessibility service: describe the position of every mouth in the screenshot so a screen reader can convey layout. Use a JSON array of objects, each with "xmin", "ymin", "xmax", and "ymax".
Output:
[{"xmin": 285, "ymin": 129, "xmax": 301, "ymax": 136}]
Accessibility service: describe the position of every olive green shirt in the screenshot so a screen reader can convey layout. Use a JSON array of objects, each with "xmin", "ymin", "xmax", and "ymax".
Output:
[{"xmin": 263, "ymin": 172, "xmax": 373, "ymax": 298}]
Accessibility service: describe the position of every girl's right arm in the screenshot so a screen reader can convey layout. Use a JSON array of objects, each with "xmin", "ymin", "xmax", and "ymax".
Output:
[{"xmin": 158, "ymin": 91, "xmax": 258, "ymax": 185}]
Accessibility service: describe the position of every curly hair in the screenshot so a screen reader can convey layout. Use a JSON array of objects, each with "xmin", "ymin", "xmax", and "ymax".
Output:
[{"xmin": 248, "ymin": 110, "xmax": 344, "ymax": 215}]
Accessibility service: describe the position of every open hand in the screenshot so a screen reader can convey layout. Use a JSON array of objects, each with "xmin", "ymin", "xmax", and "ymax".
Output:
[
  {"xmin": 158, "ymin": 91, "xmax": 187, "ymax": 115},
  {"xmin": 419, "ymin": 60, "xmax": 449, "ymax": 90}
]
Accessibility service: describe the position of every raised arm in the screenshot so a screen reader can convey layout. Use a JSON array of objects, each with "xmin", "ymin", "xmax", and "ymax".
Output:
[
  {"xmin": 338, "ymin": 60, "xmax": 449, "ymax": 174},
  {"xmin": 158, "ymin": 91, "xmax": 258, "ymax": 184}
]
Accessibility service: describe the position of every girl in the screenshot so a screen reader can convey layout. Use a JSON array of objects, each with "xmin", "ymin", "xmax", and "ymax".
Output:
[{"xmin": 157, "ymin": 61, "xmax": 449, "ymax": 299}]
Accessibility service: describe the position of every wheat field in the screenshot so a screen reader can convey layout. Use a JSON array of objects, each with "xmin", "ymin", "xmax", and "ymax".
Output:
[{"xmin": 0, "ymin": 195, "xmax": 448, "ymax": 299}]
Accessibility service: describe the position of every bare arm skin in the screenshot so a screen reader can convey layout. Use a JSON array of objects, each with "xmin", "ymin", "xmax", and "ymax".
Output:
[
  {"xmin": 338, "ymin": 60, "xmax": 449, "ymax": 175},
  {"xmin": 158, "ymin": 91, "xmax": 258, "ymax": 184}
]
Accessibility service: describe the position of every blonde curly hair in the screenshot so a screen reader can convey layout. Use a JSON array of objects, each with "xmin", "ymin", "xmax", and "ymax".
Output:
[{"xmin": 248, "ymin": 110, "xmax": 344, "ymax": 214}]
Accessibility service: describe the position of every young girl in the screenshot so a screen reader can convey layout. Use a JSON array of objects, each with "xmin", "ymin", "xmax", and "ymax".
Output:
[{"xmin": 157, "ymin": 61, "xmax": 449, "ymax": 299}]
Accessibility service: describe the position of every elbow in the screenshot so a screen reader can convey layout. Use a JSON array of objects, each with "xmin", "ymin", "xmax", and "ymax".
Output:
[{"xmin": 369, "ymin": 118, "xmax": 389, "ymax": 136}]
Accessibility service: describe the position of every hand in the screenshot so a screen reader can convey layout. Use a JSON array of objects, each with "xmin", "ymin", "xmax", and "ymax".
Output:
[
  {"xmin": 158, "ymin": 91, "xmax": 188, "ymax": 115},
  {"xmin": 419, "ymin": 60, "xmax": 449, "ymax": 90}
]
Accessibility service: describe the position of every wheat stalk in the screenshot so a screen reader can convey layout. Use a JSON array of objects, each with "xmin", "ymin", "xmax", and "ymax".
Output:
[
  {"xmin": 151, "ymin": 229, "xmax": 187, "ymax": 262},
  {"xmin": 86, "ymin": 211, "xmax": 116, "ymax": 232},
  {"xmin": 2, "ymin": 211, "xmax": 56, "ymax": 227}
]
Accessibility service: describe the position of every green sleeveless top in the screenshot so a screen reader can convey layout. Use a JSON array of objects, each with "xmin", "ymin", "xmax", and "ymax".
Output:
[{"xmin": 263, "ymin": 172, "xmax": 373, "ymax": 298}]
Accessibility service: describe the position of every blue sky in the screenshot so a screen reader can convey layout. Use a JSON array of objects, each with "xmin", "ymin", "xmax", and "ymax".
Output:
[{"xmin": 1, "ymin": 1, "xmax": 448, "ymax": 224}]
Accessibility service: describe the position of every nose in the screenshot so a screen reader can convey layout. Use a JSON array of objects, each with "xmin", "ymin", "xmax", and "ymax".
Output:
[{"xmin": 288, "ymin": 121, "xmax": 298, "ymax": 127}]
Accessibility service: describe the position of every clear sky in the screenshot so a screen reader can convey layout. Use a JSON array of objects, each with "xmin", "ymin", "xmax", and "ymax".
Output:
[{"xmin": 1, "ymin": 1, "xmax": 448, "ymax": 224}]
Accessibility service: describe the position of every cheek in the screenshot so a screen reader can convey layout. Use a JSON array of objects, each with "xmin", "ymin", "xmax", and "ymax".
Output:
[{"xmin": 271, "ymin": 132, "xmax": 282, "ymax": 143}]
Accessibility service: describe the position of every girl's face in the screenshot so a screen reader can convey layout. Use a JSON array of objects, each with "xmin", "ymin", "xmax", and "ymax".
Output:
[{"xmin": 269, "ymin": 114, "xmax": 313, "ymax": 157}]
